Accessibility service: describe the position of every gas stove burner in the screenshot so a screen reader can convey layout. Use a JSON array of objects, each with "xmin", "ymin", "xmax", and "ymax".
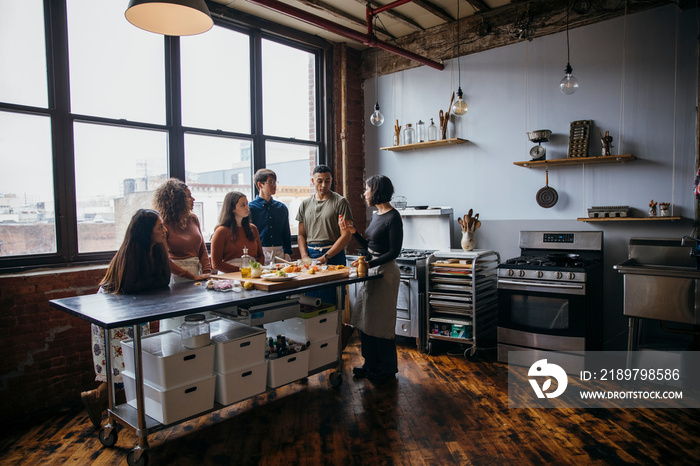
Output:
[
  {"xmin": 504, "ymin": 255, "xmax": 599, "ymax": 269},
  {"xmin": 399, "ymin": 249, "xmax": 433, "ymax": 259}
]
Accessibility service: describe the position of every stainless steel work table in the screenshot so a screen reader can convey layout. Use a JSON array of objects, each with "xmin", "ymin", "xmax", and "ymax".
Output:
[{"xmin": 50, "ymin": 273, "xmax": 380, "ymax": 466}]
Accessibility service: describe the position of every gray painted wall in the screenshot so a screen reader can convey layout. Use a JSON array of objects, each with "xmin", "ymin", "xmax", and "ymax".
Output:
[{"xmin": 363, "ymin": 5, "xmax": 698, "ymax": 350}]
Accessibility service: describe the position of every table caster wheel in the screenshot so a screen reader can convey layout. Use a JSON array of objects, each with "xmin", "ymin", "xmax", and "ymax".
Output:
[
  {"xmin": 466, "ymin": 349, "xmax": 479, "ymax": 362},
  {"xmin": 99, "ymin": 428, "xmax": 118, "ymax": 447},
  {"xmin": 127, "ymin": 449, "xmax": 149, "ymax": 466},
  {"xmin": 427, "ymin": 341, "xmax": 434, "ymax": 355},
  {"xmin": 330, "ymin": 371, "xmax": 342, "ymax": 388}
]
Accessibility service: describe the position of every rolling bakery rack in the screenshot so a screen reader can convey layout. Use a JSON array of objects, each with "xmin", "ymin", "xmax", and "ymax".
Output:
[
  {"xmin": 49, "ymin": 273, "xmax": 380, "ymax": 466},
  {"xmin": 425, "ymin": 249, "xmax": 500, "ymax": 359}
]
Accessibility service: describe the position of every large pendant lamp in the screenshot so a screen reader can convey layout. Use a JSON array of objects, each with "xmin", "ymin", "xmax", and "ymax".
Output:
[{"xmin": 125, "ymin": 0, "xmax": 213, "ymax": 36}]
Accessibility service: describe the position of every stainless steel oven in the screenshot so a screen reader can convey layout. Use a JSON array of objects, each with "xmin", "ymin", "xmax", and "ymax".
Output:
[{"xmin": 497, "ymin": 231, "xmax": 604, "ymax": 362}]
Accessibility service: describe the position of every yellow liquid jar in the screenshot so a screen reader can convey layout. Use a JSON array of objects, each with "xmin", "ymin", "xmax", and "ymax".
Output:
[{"xmin": 239, "ymin": 245, "xmax": 252, "ymax": 278}]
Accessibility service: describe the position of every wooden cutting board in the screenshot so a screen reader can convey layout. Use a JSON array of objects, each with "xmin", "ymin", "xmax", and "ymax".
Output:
[{"xmin": 217, "ymin": 268, "xmax": 351, "ymax": 291}]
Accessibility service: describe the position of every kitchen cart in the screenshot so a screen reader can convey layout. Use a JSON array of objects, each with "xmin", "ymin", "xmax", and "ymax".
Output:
[
  {"xmin": 425, "ymin": 249, "xmax": 500, "ymax": 359},
  {"xmin": 50, "ymin": 274, "xmax": 379, "ymax": 466}
]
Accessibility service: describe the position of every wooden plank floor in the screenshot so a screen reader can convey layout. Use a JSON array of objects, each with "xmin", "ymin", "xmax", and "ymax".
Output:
[{"xmin": 2, "ymin": 335, "xmax": 700, "ymax": 465}]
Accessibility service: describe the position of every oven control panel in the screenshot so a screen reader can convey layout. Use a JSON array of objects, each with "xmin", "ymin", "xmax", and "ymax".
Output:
[{"xmin": 543, "ymin": 233, "xmax": 574, "ymax": 243}]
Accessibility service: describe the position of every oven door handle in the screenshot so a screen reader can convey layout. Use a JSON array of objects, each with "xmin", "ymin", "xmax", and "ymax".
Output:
[{"xmin": 498, "ymin": 279, "xmax": 585, "ymax": 291}]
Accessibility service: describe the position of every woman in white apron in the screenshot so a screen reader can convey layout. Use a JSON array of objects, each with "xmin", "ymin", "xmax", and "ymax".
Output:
[
  {"xmin": 153, "ymin": 179, "xmax": 213, "ymax": 330},
  {"xmin": 339, "ymin": 175, "xmax": 403, "ymax": 384}
]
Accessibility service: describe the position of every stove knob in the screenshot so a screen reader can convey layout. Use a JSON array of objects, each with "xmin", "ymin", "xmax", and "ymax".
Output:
[
  {"xmin": 536, "ymin": 271, "xmax": 544, "ymax": 278},
  {"xmin": 507, "ymin": 269, "xmax": 514, "ymax": 277},
  {"xmin": 555, "ymin": 271, "xmax": 563, "ymax": 279},
  {"xmin": 519, "ymin": 270, "xmax": 526, "ymax": 277},
  {"xmin": 568, "ymin": 272, "xmax": 576, "ymax": 280}
]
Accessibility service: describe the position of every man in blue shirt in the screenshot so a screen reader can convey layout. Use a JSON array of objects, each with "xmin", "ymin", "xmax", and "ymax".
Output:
[{"xmin": 249, "ymin": 169, "xmax": 293, "ymax": 265}]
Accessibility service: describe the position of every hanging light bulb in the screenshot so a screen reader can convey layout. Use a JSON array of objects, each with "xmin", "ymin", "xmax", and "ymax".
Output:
[
  {"xmin": 452, "ymin": 87, "xmax": 468, "ymax": 115},
  {"xmin": 370, "ymin": 102, "xmax": 384, "ymax": 126},
  {"xmin": 369, "ymin": 39, "xmax": 384, "ymax": 126},
  {"xmin": 559, "ymin": 1, "xmax": 579, "ymax": 95},
  {"xmin": 452, "ymin": 0, "xmax": 468, "ymax": 116},
  {"xmin": 560, "ymin": 63, "xmax": 579, "ymax": 95}
]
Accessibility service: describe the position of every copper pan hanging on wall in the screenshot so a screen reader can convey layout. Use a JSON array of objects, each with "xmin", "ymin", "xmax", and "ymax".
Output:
[{"xmin": 536, "ymin": 167, "xmax": 558, "ymax": 208}]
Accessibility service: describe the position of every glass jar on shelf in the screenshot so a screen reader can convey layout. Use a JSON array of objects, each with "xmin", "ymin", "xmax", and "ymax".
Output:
[
  {"xmin": 416, "ymin": 120, "xmax": 425, "ymax": 142},
  {"xmin": 428, "ymin": 118, "xmax": 438, "ymax": 141},
  {"xmin": 403, "ymin": 124, "xmax": 415, "ymax": 145}
]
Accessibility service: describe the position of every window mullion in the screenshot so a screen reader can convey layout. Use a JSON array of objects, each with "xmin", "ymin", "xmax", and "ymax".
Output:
[
  {"xmin": 251, "ymin": 31, "xmax": 265, "ymax": 178},
  {"xmin": 47, "ymin": 0, "xmax": 78, "ymax": 261},
  {"xmin": 166, "ymin": 35, "xmax": 185, "ymax": 181}
]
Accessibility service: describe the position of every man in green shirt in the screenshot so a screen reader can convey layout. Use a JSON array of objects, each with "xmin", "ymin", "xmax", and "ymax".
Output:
[{"xmin": 296, "ymin": 164, "xmax": 354, "ymax": 266}]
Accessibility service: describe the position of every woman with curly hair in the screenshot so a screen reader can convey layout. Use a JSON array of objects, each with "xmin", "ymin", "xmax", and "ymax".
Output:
[
  {"xmin": 211, "ymin": 191, "xmax": 264, "ymax": 273},
  {"xmin": 153, "ymin": 178, "xmax": 212, "ymax": 284},
  {"xmin": 81, "ymin": 209, "xmax": 171, "ymax": 429}
]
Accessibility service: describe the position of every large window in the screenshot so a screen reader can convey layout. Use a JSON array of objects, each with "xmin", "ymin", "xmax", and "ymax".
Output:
[{"xmin": 0, "ymin": 0, "xmax": 329, "ymax": 269}]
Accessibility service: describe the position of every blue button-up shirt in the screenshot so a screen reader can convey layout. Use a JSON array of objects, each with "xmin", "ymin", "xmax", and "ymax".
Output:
[{"xmin": 248, "ymin": 196, "xmax": 293, "ymax": 255}]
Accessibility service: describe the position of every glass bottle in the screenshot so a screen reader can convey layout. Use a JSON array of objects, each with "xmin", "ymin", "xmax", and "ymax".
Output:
[
  {"xmin": 428, "ymin": 118, "xmax": 438, "ymax": 141},
  {"xmin": 416, "ymin": 120, "xmax": 425, "ymax": 142},
  {"xmin": 403, "ymin": 124, "xmax": 415, "ymax": 145},
  {"xmin": 277, "ymin": 335, "xmax": 290, "ymax": 357},
  {"xmin": 240, "ymin": 245, "xmax": 252, "ymax": 278}
]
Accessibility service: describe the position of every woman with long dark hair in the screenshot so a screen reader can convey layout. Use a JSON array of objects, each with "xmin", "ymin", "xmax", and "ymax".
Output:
[
  {"xmin": 81, "ymin": 209, "xmax": 171, "ymax": 428},
  {"xmin": 211, "ymin": 191, "xmax": 264, "ymax": 273},
  {"xmin": 339, "ymin": 175, "xmax": 403, "ymax": 384}
]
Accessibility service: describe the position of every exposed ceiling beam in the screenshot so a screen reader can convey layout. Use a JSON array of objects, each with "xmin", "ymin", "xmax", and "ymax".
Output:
[
  {"xmin": 412, "ymin": 0, "xmax": 455, "ymax": 22},
  {"xmin": 465, "ymin": 0, "xmax": 491, "ymax": 12},
  {"xmin": 248, "ymin": 0, "xmax": 444, "ymax": 69},
  {"xmin": 298, "ymin": 0, "xmax": 396, "ymax": 40},
  {"xmin": 353, "ymin": 0, "xmax": 425, "ymax": 32}
]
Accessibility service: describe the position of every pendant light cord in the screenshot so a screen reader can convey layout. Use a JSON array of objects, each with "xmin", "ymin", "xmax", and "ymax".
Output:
[
  {"xmin": 374, "ymin": 16, "xmax": 379, "ymax": 105},
  {"xmin": 566, "ymin": 1, "xmax": 571, "ymax": 66},
  {"xmin": 457, "ymin": 0, "xmax": 461, "ymax": 88}
]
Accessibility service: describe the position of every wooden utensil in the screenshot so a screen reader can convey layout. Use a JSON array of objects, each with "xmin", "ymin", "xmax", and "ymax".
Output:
[{"xmin": 458, "ymin": 217, "xmax": 465, "ymax": 231}]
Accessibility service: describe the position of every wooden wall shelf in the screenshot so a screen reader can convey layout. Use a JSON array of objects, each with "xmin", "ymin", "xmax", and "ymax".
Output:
[
  {"xmin": 514, "ymin": 154, "xmax": 636, "ymax": 168},
  {"xmin": 381, "ymin": 138, "xmax": 468, "ymax": 152},
  {"xmin": 577, "ymin": 216, "xmax": 682, "ymax": 222}
]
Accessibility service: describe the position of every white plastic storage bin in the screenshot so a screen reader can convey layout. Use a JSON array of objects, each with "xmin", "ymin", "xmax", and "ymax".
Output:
[
  {"xmin": 264, "ymin": 310, "xmax": 338, "ymax": 345},
  {"xmin": 122, "ymin": 371, "xmax": 215, "ymax": 425},
  {"xmin": 210, "ymin": 319, "xmax": 266, "ymax": 373},
  {"xmin": 308, "ymin": 335, "xmax": 339, "ymax": 372},
  {"xmin": 266, "ymin": 350, "xmax": 310, "ymax": 388},
  {"xmin": 214, "ymin": 361, "xmax": 268, "ymax": 405},
  {"xmin": 239, "ymin": 299, "xmax": 300, "ymax": 326},
  {"xmin": 121, "ymin": 330, "xmax": 215, "ymax": 390}
]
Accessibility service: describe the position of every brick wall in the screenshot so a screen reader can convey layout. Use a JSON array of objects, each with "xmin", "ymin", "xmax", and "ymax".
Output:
[
  {"xmin": 0, "ymin": 267, "xmax": 106, "ymax": 425},
  {"xmin": 332, "ymin": 44, "xmax": 367, "ymax": 253}
]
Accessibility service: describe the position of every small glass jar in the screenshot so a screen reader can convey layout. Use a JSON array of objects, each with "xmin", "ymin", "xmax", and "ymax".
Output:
[
  {"xmin": 416, "ymin": 120, "xmax": 425, "ymax": 142},
  {"xmin": 404, "ymin": 124, "xmax": 415, "ymax": 145},
  {"xmin": 428, "ymin": 118, "xmax": 438, "ymax": 141},
  {"xmin": 179, "ymin": 314, "xmax": 210, "ymax": 349}
]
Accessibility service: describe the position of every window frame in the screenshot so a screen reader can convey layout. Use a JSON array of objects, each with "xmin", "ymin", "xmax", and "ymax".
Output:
[{"xmin": 0, "ymin": 0, "xmax": 333, "ymax": 272}]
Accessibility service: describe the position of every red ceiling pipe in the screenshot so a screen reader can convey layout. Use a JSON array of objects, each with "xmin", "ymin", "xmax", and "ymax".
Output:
[{"xmin": 247, "ymin": 0, "xmax": 444, "ymax": 71}]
